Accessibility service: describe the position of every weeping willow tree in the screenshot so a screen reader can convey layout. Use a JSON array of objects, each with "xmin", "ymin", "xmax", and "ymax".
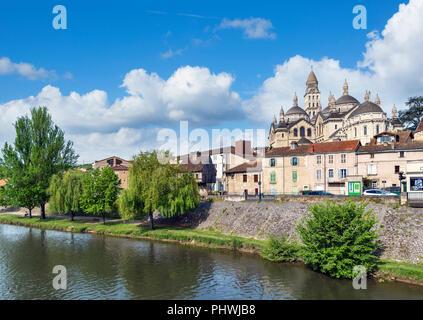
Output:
[
  {"xmin": 118, "ymin": 151, "xmax": 200, "ymax": 229},
  {"xmin": 48, "ymin": 169, "xmax": 84, "ymax": 221}
]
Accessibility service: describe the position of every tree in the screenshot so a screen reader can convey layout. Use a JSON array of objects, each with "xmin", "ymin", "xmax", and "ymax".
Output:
[
  {"xmin": 297, "ymin": 200, "xmax": 379, "ymax": 279},
  {"xmin": 1, "ymin": 107, "xmax": 78, "ymax": 219},
  {"xmin": 118, "ymin": 151, "xmax": 200, "ymax": 230},
  {"xmin": 48, "ymin": 169, "xmax": 84, "ymax": 221},
  {"xmin": 80, "ymin": 167, "xmax": 121, "ymax": 224},
  {"xmin": 398, "ymin": 96, "xmax": 423, "ymax": 130}
]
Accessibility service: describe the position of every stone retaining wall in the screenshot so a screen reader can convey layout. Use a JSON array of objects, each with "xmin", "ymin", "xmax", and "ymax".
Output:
[{"xmin": 176, "ymin": 200, "xmax": 423, "ymax": 264}]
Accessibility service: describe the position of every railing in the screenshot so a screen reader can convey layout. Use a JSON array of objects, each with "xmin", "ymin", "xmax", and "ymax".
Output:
[{"xmin": 407, "ymin": 192, "xmax": 423, "ymax": 202}]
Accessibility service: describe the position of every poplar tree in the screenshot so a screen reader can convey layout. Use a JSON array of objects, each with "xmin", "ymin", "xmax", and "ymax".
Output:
[{"xmin": 1, "ymin": 107, "xmax": 78, "ymax": 219}]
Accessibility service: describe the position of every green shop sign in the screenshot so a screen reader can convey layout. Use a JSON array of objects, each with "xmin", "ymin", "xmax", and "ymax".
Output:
[{"xmin": 348, "ymin": 181, "xmax": 362, "ymax": 195}]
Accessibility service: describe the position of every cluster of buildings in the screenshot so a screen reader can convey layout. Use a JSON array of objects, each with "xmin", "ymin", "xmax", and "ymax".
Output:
[{"xmin": 91, "ymin": 71, "xmax": 423, "ymax": 202}]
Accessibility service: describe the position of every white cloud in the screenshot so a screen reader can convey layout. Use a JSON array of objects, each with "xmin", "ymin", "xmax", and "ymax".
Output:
[
  {"xmin": 243, "ymin": 0, "xmax": 423, "ymax": 123},
  {"xmin": 0, "ymin": 66, "xmax": 242, "ymax": 162},
  {"xmin": 217, "ymin": 17, "xmax": 276, "ymax": 39},
  {"xmin": 160, "ymin": 48, "xmax": 185, "ymax": 59},
  {"xmin": 0, "ymin": 57, "xmax": 56, "ymax": 80}
]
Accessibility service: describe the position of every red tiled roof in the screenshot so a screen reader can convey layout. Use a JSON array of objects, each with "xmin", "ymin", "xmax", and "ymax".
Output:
[
  {"xmin": 225, "ymin": 161, "xmax": 262, "ymax": 174},
  {"xmin": 266, "ymin": 140, "xmax": 360, "ymax": 157},
  {"xmin": 369, "ymin": 131, "xmax": 413, "ymax": 145},
  {"xmin": 93, "ymin": 156, "xmax": 130, "ymax": 163},
  {"xmin": 179, "ymin": 162, "xmax": 204, "ymax": 173},
  {"xmin": 111, "ymin": 165, "xmax": 129, "ymax": 171}
]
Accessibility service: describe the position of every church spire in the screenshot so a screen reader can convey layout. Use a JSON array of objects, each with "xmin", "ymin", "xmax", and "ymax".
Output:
[
  {"xmin": 279, "ymin": 107, "xmax": 285, "ymax": 122},
  {"xmin": 343, "ymin": 79, "xmax": 349, "ymax": 96},
  {"xmin": 364, "ymin": 90, "xmax": 370, "ymax": 102},
  {"xmin": 273, "ymin": 114, "xmax": 277, "ymax": 124},
  {"xmin": 375, "ymin": 94, "xmax": 380, "ymax": 106},
  {"xmin": 293, "ymin": 92, "xmax": 298, "ymax": 107},
  {"xmin": 392, "ymin": 105, "xmax": 398, "ymax": 119}
]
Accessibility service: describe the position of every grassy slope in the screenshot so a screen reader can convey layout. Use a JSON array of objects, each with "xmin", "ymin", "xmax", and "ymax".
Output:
[{"xmin": 0, "ymin": 214, "xmax": 422, "ymax": 285}]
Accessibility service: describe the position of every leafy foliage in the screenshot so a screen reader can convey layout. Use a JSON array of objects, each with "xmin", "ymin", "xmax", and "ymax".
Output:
[
  {"xmin": 118, "ymin": 151, "xmax": 200, "ymax": 229},
  {"xmin": 80, "ymin": 167, "xmax": 121, "ymax": 224},
  {"xmin": 1, "ymin": 107, "xmax": 78, "ymax": 218},
  {"xmin": 297, "ymin": 200, "xmax": 379, "ymax": 279},
  {"xmin": 48, "ymin": 169, "xmax": 84, "ymax": 220},
  {"xmin": 261, "ymin": 234, "xmax": 300, "ymax": 262},
  {"xmin": 398, "ymin": 96, "xmax": 423, "ymax": 130}
]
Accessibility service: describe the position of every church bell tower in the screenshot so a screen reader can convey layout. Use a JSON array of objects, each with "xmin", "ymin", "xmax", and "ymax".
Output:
[{"xmin": 304, "ymin": 68, "xmax": 321, "ymax": 118}]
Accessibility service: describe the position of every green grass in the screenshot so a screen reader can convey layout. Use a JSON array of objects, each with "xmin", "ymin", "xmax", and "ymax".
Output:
[
  {"xmin": 377, "ymin": 260, "xmax": 423, "ymax": 283},
  {"xmin": 0, "ymin": 214, "xmax": 264, "ymax": 252}
]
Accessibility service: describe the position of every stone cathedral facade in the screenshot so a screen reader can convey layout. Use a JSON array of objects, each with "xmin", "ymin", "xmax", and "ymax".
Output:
[{"xmin": 268, "ymin": 70, "xmax": 404, "ymax": 148}]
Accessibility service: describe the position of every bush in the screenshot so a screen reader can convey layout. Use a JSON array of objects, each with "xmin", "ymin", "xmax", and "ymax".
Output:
[
  {"xmin": 297, "ymin": 200, "xmax": 379, "ymax": 279},
  {"xmin": 261, "ymin": 234, "xmax": 300, "ymax": 262}
]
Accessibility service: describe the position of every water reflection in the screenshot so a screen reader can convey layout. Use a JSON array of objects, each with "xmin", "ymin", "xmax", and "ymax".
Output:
[{"xmin": 0, "ymin": 224, "xmax": 422, "ymax": 300}]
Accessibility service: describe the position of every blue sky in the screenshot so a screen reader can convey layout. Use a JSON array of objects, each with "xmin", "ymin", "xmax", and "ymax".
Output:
[{"xmin": 0, "ymin": 0, "xmax": 422, "ymax": 162}]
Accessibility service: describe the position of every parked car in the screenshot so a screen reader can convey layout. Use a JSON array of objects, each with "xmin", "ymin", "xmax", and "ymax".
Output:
[
  {"xmin": 363, "ymin": 189, "xmax": 397, "ymax": 196},
  {"xmin": 384, "ymin": 186, "xmax": 401, "ymax": 195},
  {"xmin": 307, "ymin": 191, "xmax": 334, "ymax": 196}
]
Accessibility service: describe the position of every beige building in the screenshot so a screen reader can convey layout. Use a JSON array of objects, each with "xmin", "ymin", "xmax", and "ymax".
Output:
[
  {"xmin": 356, "ymin": 132, "xmax": 423, "ymax": 189},
  {"xmin": 269, "ymin": 71, "xmax": 403, "ymax": 148},
  {"xmin": 263, "ymin": 140, "xmax": 360, "ymax": 195},
  {"xmin": 225, "ymin": 161, "xmax": 262, "ymax": 195},
  {"xmin": 92, "ymin": 156, "xmax": 131, "ymax": 189}
]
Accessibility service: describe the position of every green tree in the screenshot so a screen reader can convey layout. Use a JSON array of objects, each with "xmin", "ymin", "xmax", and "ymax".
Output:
[
  {"xmin": 80, "ymin": 167, "xmax": 121, "ymax": 224},
  {"xmin": 48, "ymin": 169, "xmax": 84, "ymax": 221},
  {"xmin": 1, "ymin": 107, "xmax": 78, "ymax": 219},
  {"xmin": 297, "ymin": 200, "xmax": 379, "ymax": 279},
  {"xmin": 118, "ymin": 151, "xmax": 200, "ymax": 229},
  {"xmin": 398, "ymin": 96, "xmax": 423, "ymax": 130}
]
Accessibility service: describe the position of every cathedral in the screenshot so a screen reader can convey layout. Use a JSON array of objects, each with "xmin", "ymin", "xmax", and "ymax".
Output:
[{"xmin": 268, "ymin": 70, "xmax": 404, "ymax": 148}]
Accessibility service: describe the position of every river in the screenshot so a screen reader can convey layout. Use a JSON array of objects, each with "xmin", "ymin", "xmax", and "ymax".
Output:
[{"xmin": 0, "ymin": 224, "xmax": 422, "ymax": 300}]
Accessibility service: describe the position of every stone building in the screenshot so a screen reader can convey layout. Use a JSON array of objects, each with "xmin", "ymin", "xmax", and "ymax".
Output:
[
  {"xmin": 263, "ymin": 140, "xmax": 360, "ymax": 195},
  {"xmin": 225, "ymin": 161, "xmax": 262, "ymax": 195},
  {"xmin": 268, "ymin": 71, "xmax": 403, "ymax": 148},
  {"xmin": 92, "ymin": 156, "xmax": 131, "ymax": 189}
]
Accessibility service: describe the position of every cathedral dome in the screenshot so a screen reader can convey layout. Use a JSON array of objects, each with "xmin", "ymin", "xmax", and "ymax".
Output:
[
  {"xmin": 349, "ymin": 101, "xmax": 384, "ymax": 118},
  {"xmin": 335, "ymin": 95, "xmax": 359, "ymax": 106},
  {"xmin": 286, "ymin": 106, "xmax": 307, "ymax": 116}
]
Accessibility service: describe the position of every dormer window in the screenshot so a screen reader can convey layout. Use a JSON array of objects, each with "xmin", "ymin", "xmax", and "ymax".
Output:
[{"xmin": 291, "ymin": 142, "xmax": 298, "ymax": 150}]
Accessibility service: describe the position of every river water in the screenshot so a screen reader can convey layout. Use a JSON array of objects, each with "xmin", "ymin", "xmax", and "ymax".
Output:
[{"xmin": 0, "ymin": 224, "xmax": 422, "ymax": 300}]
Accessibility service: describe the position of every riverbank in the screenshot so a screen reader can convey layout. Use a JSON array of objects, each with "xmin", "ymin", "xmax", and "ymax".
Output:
[{"xmin": 1, "ymin": 213, "xmax": 423, "ymax": 287}]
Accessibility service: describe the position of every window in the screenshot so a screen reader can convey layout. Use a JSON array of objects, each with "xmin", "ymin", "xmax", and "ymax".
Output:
[
  {"xmin": 317, "ymin": 155, "xmax": 322, "ymax": 164},
  {"xmin": 367, "ymin": 164, "xmax": 377, "ymax": 175},
  {"xmin": 341, "ymin": 154, "xmax": 346, "ymax": 163},
  {"xmin": 291, "ymin": 157, "xmax": 298, "ymax": 166},
  {"xmin": 364, "ymin": 126, "xmax": 367, "ymax": 136},
  {"xmin": 195, "ymin": 174, "xmax": 199, "ymax": 179},
  {"xmin": 400, "ymin": 151, "xmax": 405, "ymax": 158},
  {"xmin": 316, "ymin": 169, "xmax": 322, "ymax": 180},
  {"xmin": 328, "ymin": 155, "xmax": 333, "ymax": 164},
  {"xmin": 370, "ymin": 154, "xmax": 374, "ymax": 159},
  {"xmin": 270, "ymin": 172, "xmax": 276, "ymax": 184},
  {"xmin": 335, "ymin": 125, "xmax": 337, "ymax": 130},
  {"xmin": 293, "ymin": 128, "xmax": 298, "ymax": 137},
  {"xmin": 300, "ymin": 127, "xmax": 305, "ymax": 137},
  {"xmin": 243, "ymin": 175, "xmax": 247, "ymax": 183},
  {"xmin": 372, "ymin": 181, "xmax": 378, "ymax": 189},
  {"xmin": 339, "ymin": 169, "xmax": 348, "ymax": 179},
  {"xmin": 244, "ymin": 189, "xmax": 248, "ymax": 195},
  {"xmin": 254, "ymin": 174, "xmax": 258, "ymax": 183},
  {"xmin": 328, "ymin": 169, "xmax": 334, "ymax": 178},
  {"xmin": 394, "ymin": 166, "xmax": 400, "ymax": 174},
  {"xmin": 292, "ymin": 171, "xmax": 297, "ymax": 182},
  {"xmin": 354, "ymin": 127, "xmax": 357, "ymax": 137},
  {"xmin": 270, "ymin": 158, "xmax": 276, "ymax": 167},
  {"xmin": 410, "ymin": 177, "xmax": 423, "ymax": 191},
  {"xmin": 376, "ymin": 124, "xmax": 380, "ymax": 134},
  {"xmin": 307, "ymin": 128, "xmax": 312, "ymax": 137}
]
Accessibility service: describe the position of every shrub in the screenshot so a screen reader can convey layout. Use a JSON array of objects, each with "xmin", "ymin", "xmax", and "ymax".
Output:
[
  {"xmin": 297, "ymin": 200, "xmax": 379, "ymax": 279},
  {"xmin": 261, "ymin": 234, "xmax": 300, "ymax": 262}
]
